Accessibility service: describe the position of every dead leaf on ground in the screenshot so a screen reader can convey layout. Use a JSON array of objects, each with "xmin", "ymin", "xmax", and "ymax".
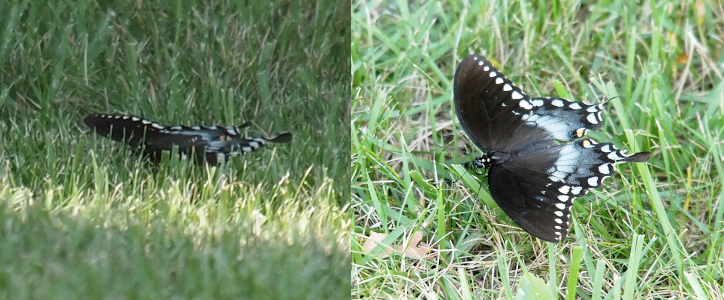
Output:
[{"xmin": 361, "ymin": 231, "xmax": 436, "ymax": 260}]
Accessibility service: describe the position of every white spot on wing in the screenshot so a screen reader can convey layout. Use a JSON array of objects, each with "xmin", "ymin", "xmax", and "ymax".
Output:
[
  {"xmin": 607, "ymin": 152, "xmax": 623, "ymax": 161},
  {"xmin": 569, "ymin": 102, "xmax": 582, "ymax": 110},
  {"xmin": 587, "ymin": 113, "xmax": 599, "ymax": 124},
  {"xmin": 495, "ymin": 77, "xmax": 504, "ymax": 84},
  {"xmin": 551, "ymin": 99, "xmax": 564, "ymax": 107},
  {"xmin": 512, "ymin": 91, "xmax": 524, "ymax": 100},
  {"xmin": 598, "ymin": 164, "xmax": 610, "ymax": 175},
  {"xmin": 588, "ymin": 177, "xmax": 599, "ymax": 186},
  {"xmin": 571, "ymin": 186, "xmax": 583, "ymax": 195},
  {"xmin": 558, "ymin": 185, "xmax": 570, "ymax": 194},
  {"xmin": 503, "ymin": 84, "xmax": 512, "ymax": 91}
]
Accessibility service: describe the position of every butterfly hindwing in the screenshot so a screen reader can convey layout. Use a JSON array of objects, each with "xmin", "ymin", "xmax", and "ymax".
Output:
[{"xmin": 486, "ymin": 139, "xmax": 650, "ymax": 242}]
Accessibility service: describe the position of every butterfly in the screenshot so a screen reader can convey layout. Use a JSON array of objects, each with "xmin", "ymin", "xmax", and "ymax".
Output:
[
  {"xmin": 453, "ymin": 54, "xmax": 650, "ymax": 242},
  {"xmin": 84, "ymin": 113, "xmax": 292, "ymax": 165}
]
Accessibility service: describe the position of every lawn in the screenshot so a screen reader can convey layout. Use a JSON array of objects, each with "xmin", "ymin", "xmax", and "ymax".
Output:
[
  {"xmin": 352, "ymin": 0, "xmax": 723, "ymax": 298},
  {"xmin": 0, "ymin": 0, "xmax": 350, "ymax": 299}
]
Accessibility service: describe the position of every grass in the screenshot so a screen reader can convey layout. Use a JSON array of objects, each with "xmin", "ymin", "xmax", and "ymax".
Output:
[
  {"xmin": 0, "ymin": 0, "xmax": 350, "ymax": 298},
  {"xmin": 352, "ymin": 0, "xmax": 723, "ymax": 299}
]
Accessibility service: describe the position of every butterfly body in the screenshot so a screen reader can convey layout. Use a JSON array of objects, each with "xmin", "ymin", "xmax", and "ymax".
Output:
[
  {"xmin": 84, "ymin": 114, "xmax": 292, "ymax": 165},
  {"xmin": 454, "ymin": 54, "xmax": 650, "ymax": 242}
]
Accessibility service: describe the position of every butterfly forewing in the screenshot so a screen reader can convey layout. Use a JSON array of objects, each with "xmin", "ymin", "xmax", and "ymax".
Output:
[
  {"xmin": 454, "ymin": 55, "xmax": 538, "ymax": 151},
  {"xmin": 454, "ymin": 54, "xmax": 650, "ymax": 242},
  {"xmin": 84, "ymin": 114, "xmax": 168, "ymax": 147},
  {"xmin": 454, "ymin": 55, "xmax": 607, "ymax": 152}
]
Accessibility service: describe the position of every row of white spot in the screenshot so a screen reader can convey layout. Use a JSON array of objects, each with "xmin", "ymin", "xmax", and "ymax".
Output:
[
  {"xmin": 553, "ymin": 183, "xmax": 576, "ymax": 239},
  {"xmin": 551, "ymin": 99, "xmax": 604, "ymax": 126},
  {"xmin": 167, "ymin": 125, "xmax": 239, "ymax": 136},
  {"xmin": 206, "ymin": 137, "xmax": 265, "ymax": 155},
  {"xmin": 546, "ymin": 138, "xmax": 637, "ymax": 239},
  {"xmin": 476, "ymin": 58, "xmax": 523, "ymax": 100},
  {"xmin": 98, "ymin": 114, "xmax": 241, "ymax": 136},
  {"xmin": 549, "ymin": 139, "xmax": 640, "ymax": 235},
  {"xmin": 535, "ymin": 141, "xmax": 581, "ymax": 239},
  {"xmin": 520, "ymin": 97, "xmax": 603, "ymax": 126},
  {"xmin": 552, "ymin": 182, "xmax": 586, "ymax": 238},
  {"xmin": 100, "ymin": 114, "xmax": 165, "ymax": 130},
  {"xmin": 472, "ymin": 56, "xmax": 605, "ymax": 144},
  {"xmin": 212, "ymin": 138, "xmax": 266, "ymax": 163},
  {"xmin": 472, "ymin": 56, "xmax": 601, "ymax": 119}
]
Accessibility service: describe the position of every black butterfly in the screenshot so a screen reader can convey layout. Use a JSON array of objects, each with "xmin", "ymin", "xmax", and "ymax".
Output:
[
  {"xmin": 454, "ymin": 54, "xmax": 650, "ymax": 242},
  {"xmin": 84, "ymin": 113, "xmax": 292, "ymax": 165}
]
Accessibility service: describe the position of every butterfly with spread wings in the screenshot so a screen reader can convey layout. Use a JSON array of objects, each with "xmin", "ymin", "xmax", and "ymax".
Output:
[{"xmin": 454, "ymin": 54, "xmax": 650, "ymax": 242}]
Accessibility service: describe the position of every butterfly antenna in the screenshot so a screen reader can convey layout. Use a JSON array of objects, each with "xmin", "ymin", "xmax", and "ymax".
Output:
[{"xmin": 600, "ymin": 95, "xmax": 620, "ymax": 106}]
